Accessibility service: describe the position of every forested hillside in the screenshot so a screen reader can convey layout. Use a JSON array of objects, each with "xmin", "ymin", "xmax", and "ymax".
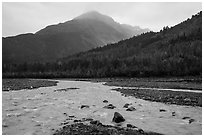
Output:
[{"xmin": 3, "ymin": 11, "xmax": 202, "ymax": 78}]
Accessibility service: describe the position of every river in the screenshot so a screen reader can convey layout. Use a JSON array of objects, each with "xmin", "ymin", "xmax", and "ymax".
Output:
[{"xmin": 2, "ymin": 80, "xmax": 202, "ymax": 135}]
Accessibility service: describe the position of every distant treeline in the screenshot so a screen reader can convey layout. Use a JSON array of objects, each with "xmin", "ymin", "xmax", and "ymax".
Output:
[{"xmin": 3, "ymin": 12, "xmax": 202, "ymax": 78}]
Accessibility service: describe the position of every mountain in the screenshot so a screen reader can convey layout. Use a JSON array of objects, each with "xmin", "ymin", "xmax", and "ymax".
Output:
[
  {"xmin": 3, "ymin": 11, "xmax": 201, "ymax": 78},
  {"xmin": 3, "ymin": 11, "xmax": 150, "ymax": 64},
  {"xmin": 59, "ymin": 11, "xmax": 202, "ymax": 77}
]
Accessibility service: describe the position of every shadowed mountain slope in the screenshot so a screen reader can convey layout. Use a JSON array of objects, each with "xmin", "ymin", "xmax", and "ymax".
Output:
[{"xmin": 3, "ymin": 11, "xmax": 149, "ymax": 64}]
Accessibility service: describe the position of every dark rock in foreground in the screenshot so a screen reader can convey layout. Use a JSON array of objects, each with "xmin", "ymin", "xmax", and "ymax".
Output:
[{"xmin": 112, "ymin": 112, "xmax": 125, "ymax": 123}]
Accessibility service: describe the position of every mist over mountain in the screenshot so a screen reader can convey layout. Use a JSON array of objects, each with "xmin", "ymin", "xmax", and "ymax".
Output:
[{"xmin": 3, "ymin": 11, "xmax": 150, "ymax": 64}]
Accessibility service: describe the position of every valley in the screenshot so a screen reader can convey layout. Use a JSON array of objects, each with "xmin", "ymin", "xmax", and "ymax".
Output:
[{"xmin": 2, "ymin": 5, "xmax": 202, "ymax": 135}]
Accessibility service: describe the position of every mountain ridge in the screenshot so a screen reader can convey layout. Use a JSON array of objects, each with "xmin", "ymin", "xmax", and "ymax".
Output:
[{"xmin": 3, "ymin": 11, "xmax": 150, "ymax": 64}]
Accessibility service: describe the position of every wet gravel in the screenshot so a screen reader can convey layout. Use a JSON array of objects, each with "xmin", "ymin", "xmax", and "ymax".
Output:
[
  {"xmin": 2, "ymin": 79, "xmax": 58, "ymax": 91},
  {"xmin": 114, "ymin": 88, "xmax": 202, "ymax": 107}
]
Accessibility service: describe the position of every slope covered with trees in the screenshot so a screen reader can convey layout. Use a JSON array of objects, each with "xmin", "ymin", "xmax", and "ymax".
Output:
[{"xmin": 3, "ymin": 12, "xmax": 202, "ymax": 78}]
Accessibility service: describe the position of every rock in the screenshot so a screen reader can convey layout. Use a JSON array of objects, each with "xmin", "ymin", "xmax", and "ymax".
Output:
[
  {"xmin": 61, "ymin": 121, "xmax": 69, "ymax": 125},
  {"xmin": 69, "ymin": 115, "xmax": 75, "ymax": 118},
  {"xmin": 127, "ymin": 124, "xmax": 137, "ymax": 128},
  {"xmin": 35, "ymin": 123, "xmax": 41, "ymax": 127},
  {"xmin": 103, "ymin": 104, "xmax": 116, "ymax": 109},
  {"xmin": 66, "ymin": 118, "xmax": 73, "ymax": 121},
  {"xmin": 2, "ymin": 124, "xmax": 8, "ymax": 128},
  {"xmin": 103, "ymin": 100, "xmax": 108, "ymax": 103},
  {"xmin": 112, "ymin": 112, "xmax": 125, "ymax": 123},
  {"xmin": 138, "ymin": 128, "xmax": 144, "ymax": 134},
  {"xmin": 159, "ymin": 109, "xmax": 166, "ymax": 112},
  {"xmin": 81, "ymin": 105, "xmax": 90, "ymax": 109},
  {"xmin": 74, "ymin": 120, "xmax": 81, "ymax": 122},
  {"xmin": 172, "ymin": 112, "xmax": 176, "ymax": 116},
  {"xmin": 182, "ymin": 116, "xmax": 191, "ymax": 119},
  {"xmin": 90, "ymin": 120, "xmax": 102, "ymax": 126},
  {"xmin": 85, "ymin": 118, "xmax": 94, "ymax": 121},
  {"xmin": 189, "ymin": 119, "xmax": 195, "ymax": 124},
  {"xmin": 126, "ymin": 106, "xmax": 136, "ymax": 111},
  {"xmin": 123, "ymin": 103, "xmax": 131, "ymax": 108},
  {"xmin": 82, "ymin": 118, "xmax": 93, "ymax": 122}
]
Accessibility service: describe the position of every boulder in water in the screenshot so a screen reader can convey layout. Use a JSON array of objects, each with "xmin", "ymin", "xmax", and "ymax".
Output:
[{"xmin": 112, "ymin": 112, "xmax": 125, "ymax": 123}]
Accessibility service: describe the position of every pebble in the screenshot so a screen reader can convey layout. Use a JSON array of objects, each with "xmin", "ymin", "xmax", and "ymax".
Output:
[
  {"xmin": 172, "ymin": 112, "xmax": 176, "ymax": 116},
  {"xmin": 126, "ymin": 106, "xmax": 136, "ymax": 111},
  {"xmin": 159, "ymin": 109, "xmax": 166, "ymax": 112},
  {"xmin": 81, "ymin": 105, "xmax": 90, "ymax": 109},
  {"xmin": 189, "ymin": 119, "xmax": 195, "ymax": 124},
  {"xmin": 103, "ymin": 104, "xmax": 116, "ymax": 109},
  {"xmin": 123, "ymin": 103, "xmax": 131, "ymax": 108},
  {"xmin": 127, "ymin": 124, "xmax": 137, "ymax": 128},
  {"xmin": 103, "ymin": 100, "xmax": 108, "ymax": 103}
]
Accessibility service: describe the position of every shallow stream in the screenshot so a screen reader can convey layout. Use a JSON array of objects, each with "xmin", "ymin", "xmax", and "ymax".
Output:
[{"xmin": 2, "ymin": 80, "xmax": 202, "ymax": 135}]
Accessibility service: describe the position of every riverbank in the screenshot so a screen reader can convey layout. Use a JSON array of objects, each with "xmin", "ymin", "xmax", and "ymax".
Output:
[
  {"xmin": 74, "ymin": 77, "xmax": 202, "ymax": 106},
  {"xmin": 75, "ymin": 77, "xmax": 202, "ymax": 90},
  {"xmin": 114, "ymin": 88, "xmax": 202, "ymax": 107},
  {"xmin": 2, "ymin": 79, "xmax": 58, "ymax": 91}
]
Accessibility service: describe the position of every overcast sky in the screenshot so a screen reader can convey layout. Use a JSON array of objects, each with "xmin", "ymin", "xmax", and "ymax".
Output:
[{"xmin": 2, "ymin": 2, "xmax": 202, "ymax": 37}]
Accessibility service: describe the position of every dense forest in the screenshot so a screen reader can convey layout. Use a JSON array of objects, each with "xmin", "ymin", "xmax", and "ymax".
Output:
[{"xmin": 3, "ymin": 11, "xmax": 202, "ymax": 78}]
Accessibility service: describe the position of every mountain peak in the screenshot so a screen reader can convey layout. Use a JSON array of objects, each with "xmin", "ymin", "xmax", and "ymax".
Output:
[{"xmin": 74, "ymin": 11, "xmax": 114, "ymax": 22}]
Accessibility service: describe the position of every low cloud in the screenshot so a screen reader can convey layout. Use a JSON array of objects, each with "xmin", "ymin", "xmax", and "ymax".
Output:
[{"xmin": 2, "ymin": 2, "xmax": 201, "ymax": 37}]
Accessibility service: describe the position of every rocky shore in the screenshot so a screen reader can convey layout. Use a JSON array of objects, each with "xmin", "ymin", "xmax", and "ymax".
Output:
[
  {"xmin": 114, "ymin": 88, "xmax": 202, "ymax": 107},
  {"xmin": 54, "ymin": 112, "xmax": 161, "ymax": 135}
]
